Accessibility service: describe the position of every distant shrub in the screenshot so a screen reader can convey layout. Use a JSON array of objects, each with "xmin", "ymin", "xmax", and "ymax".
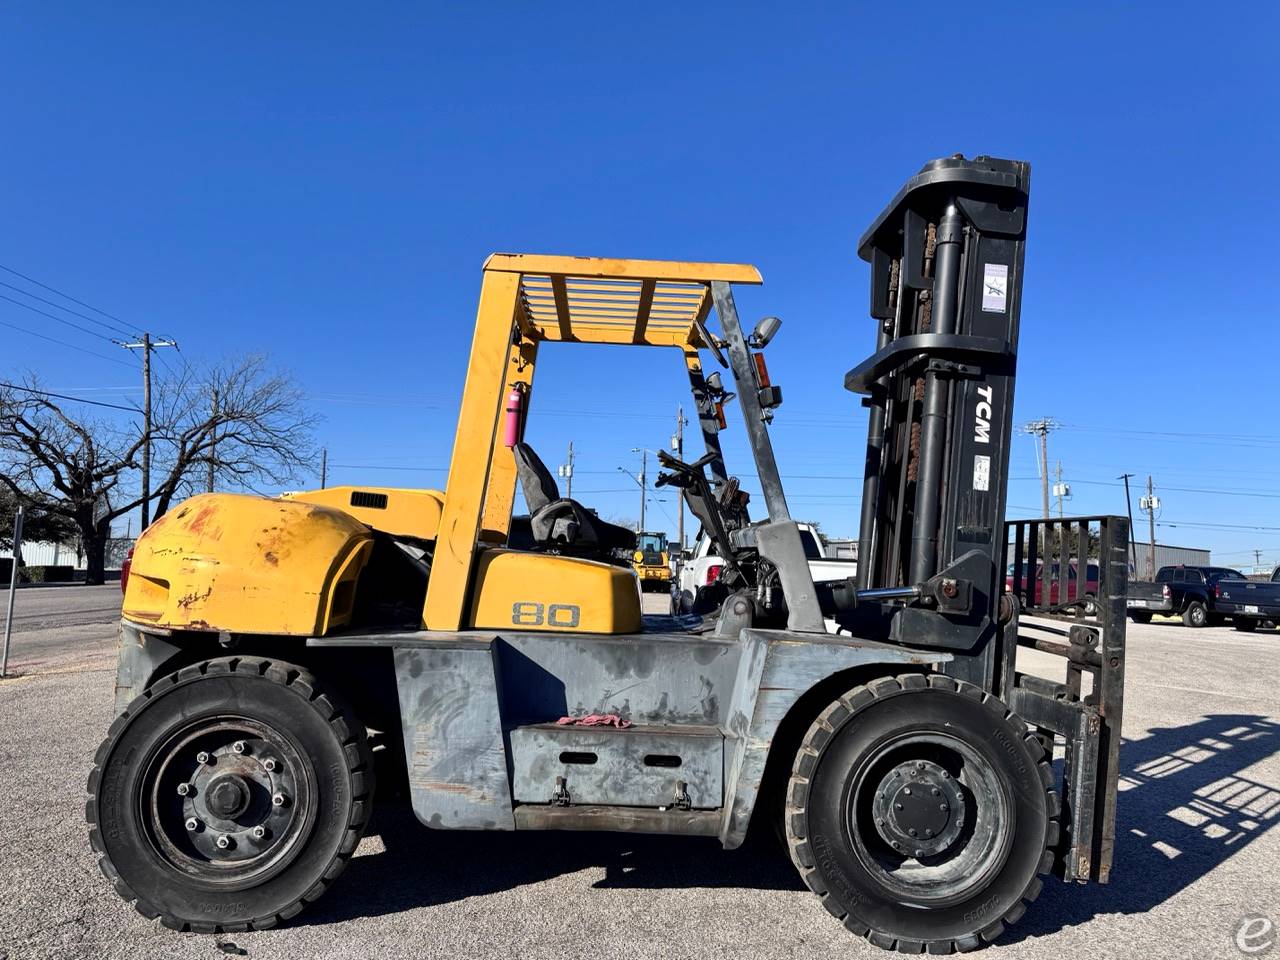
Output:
[{"xmin": 20, "ymin": 565, "xmax": 75, "ymax": 583}]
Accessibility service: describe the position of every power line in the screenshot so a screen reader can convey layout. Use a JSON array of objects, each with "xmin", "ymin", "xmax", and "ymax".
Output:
[
  {"xmin": 0, "ymin": 316, "xmax": 139, "ymax": 368},
  {"xmin": 0, "ymin": 279, "xmax": 140, "ymax": 341},
  {"xmin": 0, "ymin": 380, "xmax": 140, "ymax": 413},
  {"xmin": 0, "ymin": 262, "xmax": 142, "ymax": 339},
  {"xmin": 0, "ymin": 291, "xmax": 123, "ymax": 344}
]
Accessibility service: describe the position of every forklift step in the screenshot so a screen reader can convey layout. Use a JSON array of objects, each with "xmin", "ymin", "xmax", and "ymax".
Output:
[
  {"xmin": 512, "ymin": 804, "xmax": 721, "ymax": 836},
  {"xmin": 509, "ymin": 722, "xmax": 724, "ymax": 810}
]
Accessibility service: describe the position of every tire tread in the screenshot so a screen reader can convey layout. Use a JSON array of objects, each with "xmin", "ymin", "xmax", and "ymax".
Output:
[
  {"xmin": 782, "ymin": 673, "xmax": 1058, "ymax": 955},
  {"xmin": 85, "ymin": 655, "xmax": 374, "ymax": 933}
]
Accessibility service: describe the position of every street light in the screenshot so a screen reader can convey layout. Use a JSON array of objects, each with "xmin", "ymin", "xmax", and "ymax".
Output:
[{"xmin": 618, "ymin": 447, "xmax": 658, "ymax": 533}]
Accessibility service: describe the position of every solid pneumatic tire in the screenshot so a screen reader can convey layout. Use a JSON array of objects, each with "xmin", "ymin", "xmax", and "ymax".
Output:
[
  {"xmin": 1182, "ymin": 601, "xmax": 1208, "ymax": 628},
  {"xmin": 784, "ymin": 674, "xmax": 1058, "ymax": 954},
  {"xmin": 86, "ymin": 657, "xmax": 374, "ymax": 933}
]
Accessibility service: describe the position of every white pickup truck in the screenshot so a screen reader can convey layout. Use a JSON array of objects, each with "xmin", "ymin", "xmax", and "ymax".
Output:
[{"xmin": 671, "ymin": 522, "xmax": 858, "ymax": 615}]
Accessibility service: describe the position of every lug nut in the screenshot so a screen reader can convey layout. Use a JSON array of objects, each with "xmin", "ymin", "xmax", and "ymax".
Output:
[
  {"xmin": 252, "ymin": 825, "xmax": 267, "ymax": 840},
  {"xmin": 196, "ymin": 751, "xmax": 211, "ymax": 765},
  {"xmin": 940, "ymin": 803, "xmax": 949, "ymax": 811},
  {"xmin": 895, "ymin": 803, "xmax": 904, "ymax": 811},
  {"xmin": 232, "ymin": 740, "xmax": 247, "ymax": 755},
  {"xmin": 215, "ymin": 835, "xmax": 232, "ymax": 850},
  {"xmin": 891, "ymin": 841, "xmax": 902, "ymax": 850},
  {"xmin": 262, "ymin": 758, "xmax": 277, "ymax": 772},
  {"xmin": 932, "ymin": 787, "xmax": 941, "ymax": 797},
  {"xmin": 908, "ymin": 828, "xmax": 918, "ymax": 837},
  {"xmin": 185, "ymin": 817, "xmax": 200, "ymax": 832},
  {"xmin": 925, "ymin": 829, "xmax": 934, "ymax": 837},
  {"xmin": 177, "ymin": 783, "xmax": 191, "ymax": 796},
  {"xmin": 916, "ymin": 848, "xmax": 927, "ymax": 857},
  {"xmin": 904, "ymin": 787, "xmax": 912, "ymax": 796},
  {"xmin": 916, "ymin": 761, "xmax": 925, "ymax": 770},
  {"xmin": 272, "ymin": 792, "xmax": 288, "ymax": 808}
]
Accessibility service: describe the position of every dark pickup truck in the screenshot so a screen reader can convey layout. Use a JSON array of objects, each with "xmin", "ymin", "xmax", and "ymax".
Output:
[
  {"xmin": 1127, "ymin": 564, "xmax": 1248, "ymax": 627},
  {"xmin": 1216, "ymin": 565, "xmax": 1280, "ymax": 631}
]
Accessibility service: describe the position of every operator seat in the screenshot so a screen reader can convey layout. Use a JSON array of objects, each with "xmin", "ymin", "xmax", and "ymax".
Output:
[{"xmin": 512, "ymin": 443, "xmax": 637, "ymax": 555}]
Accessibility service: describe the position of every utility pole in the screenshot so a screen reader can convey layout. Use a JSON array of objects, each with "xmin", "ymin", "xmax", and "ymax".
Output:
[
  {"xmin": 1255, "ymin": 549, "xmax": 1263, "ymax": 569},
  {"xmin": 635, "ymin": 447, "xmax": 647, "ymax": 533},
  {"xmin": 120, "ymin": 332, "xmax": 177, "ymax": 529},
  {"xmin": 1118, "ymin": 473, "xmax": 1138, "ymax": 575},
  {"xmin": 206, "ymin": 388, "xmax": 219, "ymax": 493},
  {"xmin": 1054, "ymin": 460, "xmax": 1065, "ymax": 518},
  {"xmin": 1143, "ymin": 475, "xmax": 1158, "ymax": 581},
  {"xmin": 320, "ymin": 448, "xmax": 328, "ymax": 489},
  {"xmin": 1024, "ymin": 418, "xmax": 1060, "ymax": 522},
  {"xmin": 558, "ymin": 441, "xmax": 574, "ymax": 498},
  {"xmin": 673, "ymin": 406, "xmax": 687, "ymax": 551}
]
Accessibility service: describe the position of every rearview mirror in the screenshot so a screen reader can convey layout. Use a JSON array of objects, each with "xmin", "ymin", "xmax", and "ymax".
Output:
[{"xmin": 749, "ymin": 315, "xmax": 782, "ymax": 348}]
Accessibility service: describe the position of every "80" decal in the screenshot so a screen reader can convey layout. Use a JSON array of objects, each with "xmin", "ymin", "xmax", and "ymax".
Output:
[{"xmin": 511, "ymin": 602, "xmax": 581, "ymax": 627}]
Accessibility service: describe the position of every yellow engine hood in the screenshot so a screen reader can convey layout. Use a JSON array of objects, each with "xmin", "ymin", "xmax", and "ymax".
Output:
[{"xmin": 123, "ymin": 492, "xmax": 373, "ymax": 636}]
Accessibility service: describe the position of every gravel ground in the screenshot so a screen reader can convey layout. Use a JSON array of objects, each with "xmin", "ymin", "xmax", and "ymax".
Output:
[{"xmin": 0, "ymin": 589, "xmax": 1276, "ymax": 960}]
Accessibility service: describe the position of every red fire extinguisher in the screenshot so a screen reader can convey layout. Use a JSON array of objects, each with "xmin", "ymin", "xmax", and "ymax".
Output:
[{"xmin": 502, "ymin": 384, "xmax": 525, "ymax": 448}]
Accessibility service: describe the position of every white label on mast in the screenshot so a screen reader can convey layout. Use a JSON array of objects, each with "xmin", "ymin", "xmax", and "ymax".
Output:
[
  {"xmin": 982, "ymin": 263, "xmax": 1008, "ymax": 312},
  {"xmin": 973, "ymin": 454, "xmax": 991, "ymax": 492}
]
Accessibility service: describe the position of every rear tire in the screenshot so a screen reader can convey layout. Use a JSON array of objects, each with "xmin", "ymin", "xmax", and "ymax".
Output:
[
  {"xmin": 1129, "ymin": 612, "xmax": 1152, "ymax": 624},
  {"xmin": 1182, "ymin": 601, "xmax": 1208, "ymax": 628},
  {"xmin": 1234, "ymin": 618, "xmax": 1258, "ymax": 632},
  {"xmin": 87, "ymin": 657, "xmax": 374, "ymax": 932},
  {"xmin": 785, "ymin": 674, "xmax": 1057, "ymax": 953}
]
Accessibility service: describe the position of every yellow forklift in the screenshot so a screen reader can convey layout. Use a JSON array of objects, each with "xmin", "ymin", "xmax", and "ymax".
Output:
[
  {"xmin": 89, "ymin": 156, "xmax": 1129, "ymax": 953},
  {"xmin": 632, "ymin": 531, "xmax": 672, "ymax": 591}
]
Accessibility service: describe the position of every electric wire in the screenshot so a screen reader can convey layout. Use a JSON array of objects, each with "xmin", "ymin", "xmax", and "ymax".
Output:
[
  {"xmin": 0, "ymin": 262, "xmax": 142, "ymax": 339},
  {"xmin": 0, "ymin": 380, "xmax": 140, "ymax": 413}
]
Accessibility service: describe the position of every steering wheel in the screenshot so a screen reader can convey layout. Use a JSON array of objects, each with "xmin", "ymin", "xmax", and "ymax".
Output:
[{"xmin": 655, "ymin": 450, "xmax": 719, "ymax": 489}]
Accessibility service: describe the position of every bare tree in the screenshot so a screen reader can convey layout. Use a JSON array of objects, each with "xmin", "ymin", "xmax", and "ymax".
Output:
[
  {"xmin": 148, "ymin": 355, "xmax": 319, "ymax": 519},
  {"xmin": 0, "ymin": 488, "xmax": 76, "ymax": 553},
  {"xmin": 0, "ymin": 357, "xmax": 318, "ymax": 584}
]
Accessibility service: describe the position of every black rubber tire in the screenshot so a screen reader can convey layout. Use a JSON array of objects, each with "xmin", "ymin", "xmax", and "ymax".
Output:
[
  {"xmin": 86, "ymin": 657, "xmax": 374, "ymax": 933},
  {"xmin": 1234, "ymin": 617, "xmax": 1258, "ymax": 632},
  {"xmin": 1129, "ymin": 612, "xmax": 1153, "ymax": 624},
  {"xmin": 785, "ymin": 674, "xmax": 1058, "ymax": 954},
  {"xmin": 1182, "ymin": 601, "xmax": 1208, "ymax": 628}
]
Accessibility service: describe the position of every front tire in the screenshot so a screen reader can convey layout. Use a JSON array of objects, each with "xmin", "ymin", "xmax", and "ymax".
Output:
[
  {"xmin": 87, "ymin": 657, "xmax": 374, "ymax": 932},
  {"xmin": 1182, "ymin": 601, "xmax": 1208, "ymax": 628},
  {"xmin": 785, "ymin": 674, "xmax": 1057, "ymax": 953},
  {"xmin": 1129, "ymin": 611, "xmax": 1152, "ymax": 624}
]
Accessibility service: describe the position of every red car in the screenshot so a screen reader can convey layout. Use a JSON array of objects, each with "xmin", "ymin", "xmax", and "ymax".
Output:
[{"xmin": 1006, "ymin": 560, "xmax": 1100, "ymax": 613}]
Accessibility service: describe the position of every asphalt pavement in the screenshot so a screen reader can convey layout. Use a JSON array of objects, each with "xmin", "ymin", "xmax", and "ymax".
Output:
[{"xmin": 0, "ymin": 588, "xmax": 1276, "ymax": 959}]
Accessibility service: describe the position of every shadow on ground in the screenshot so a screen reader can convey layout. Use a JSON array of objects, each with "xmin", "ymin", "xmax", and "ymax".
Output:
[
  {"xmin": 1008, "ymin": 713, "xmax": 1280, "ymax": 942},
  {"xmin": 304, "ymin": 714, "xmax": 1280, "ymax": 934}
]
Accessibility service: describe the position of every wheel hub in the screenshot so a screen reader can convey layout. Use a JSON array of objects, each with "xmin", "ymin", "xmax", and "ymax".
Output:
[
  {"xmin": 156, "ymin": 723, "xmax": 307, "ymax": 869},
  {"xmin": 871, "ymin": 759, "xmax": 966, "ymax": 858},
  {"xmin": 205, "ymin": 775, "xmax": 251, "ymax": 818}
]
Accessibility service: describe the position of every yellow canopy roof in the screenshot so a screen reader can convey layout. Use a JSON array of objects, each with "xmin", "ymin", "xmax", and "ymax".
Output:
[{"xmin": 482, "ymin": 253, "xmax": 762, "ymax": 348}]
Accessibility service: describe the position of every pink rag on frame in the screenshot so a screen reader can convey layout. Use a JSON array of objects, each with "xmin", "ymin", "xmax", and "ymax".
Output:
[{"xmin": 555, "ymin": 714, "xmax": 632, "ymax": 729}]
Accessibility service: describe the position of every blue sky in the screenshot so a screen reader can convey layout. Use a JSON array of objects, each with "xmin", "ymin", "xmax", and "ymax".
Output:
[{"xmin": 2, "ymin": 4, "xmax": 1278, "ymax": 568}]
